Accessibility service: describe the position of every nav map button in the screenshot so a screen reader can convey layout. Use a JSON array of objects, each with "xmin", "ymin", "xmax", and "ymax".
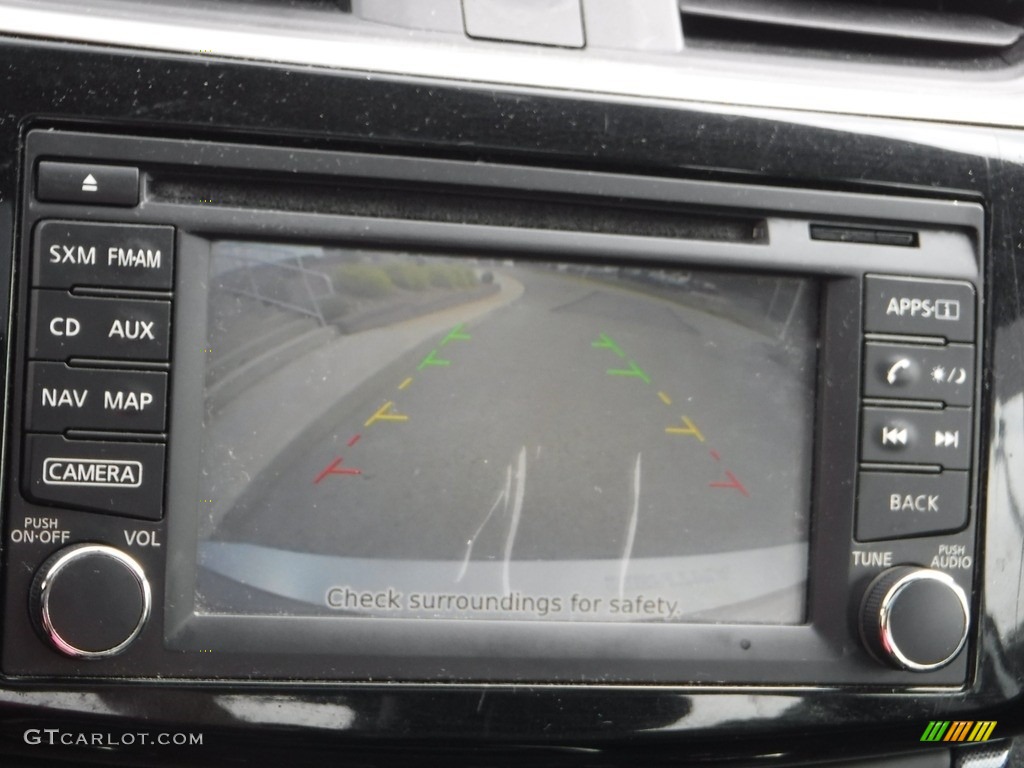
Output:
[
  {"xmin": 26, "ymin": 363, "xmax": 167, "ymax": 433},
  {"xmin": 864, "ymin": 276, "xmax": 975, "ymax": 342},
  {"xmin": 23, "ymin": 435, "xmax": 164, "ymax": 520},
  {"xmin": 34, "ymin": 221, "xmax": 174, "ymax": 291},
  {"xmin": 857, "ymin": 471, "xmax": 969, "ymax": 541},
  {"xmin": 862, "ymin": 407, "xmax": 972, "ymax": 470},
  {"xmin": 37, "ymin": 162, "xmax": 139, "ymax": 207}
]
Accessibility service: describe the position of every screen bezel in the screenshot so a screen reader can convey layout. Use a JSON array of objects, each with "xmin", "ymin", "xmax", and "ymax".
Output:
[{"xmin": 165, "ymin": 226, "xmax": 839, "ymax": 683}]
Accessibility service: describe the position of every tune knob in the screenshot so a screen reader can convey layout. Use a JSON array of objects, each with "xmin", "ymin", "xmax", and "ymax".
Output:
[
  {"xmin": 860, "ymin": 566, "xmax": 969, "ymax": 671},
  {"xmin": 30, "ymin": 544, "xmax": 151, "ymax": 659}
]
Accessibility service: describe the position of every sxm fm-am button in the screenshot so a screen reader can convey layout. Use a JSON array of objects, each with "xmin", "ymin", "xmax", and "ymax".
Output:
[
  {"xmin": 857, "ymin": 471, "xmax": 969, "ymax": 541},
  {"xmin": 34, "ymin": 221, "xmax": 174, "ymax": 290},
  {"xmin": 863, "ymin": 275, "xmax": 975, "ymax": 342},
  {"xmin": 23, "ymin": 435, "xmax": 164, "ymax": 520},
  {"xmin": 26, "ymin": 363, "xmax": 167, "ymax": 433},
  {"xmin": 861, "ymin": 406, "xmax": 972, "ymax": 470},
  {"xmin": 29, "ymin": 290, "xmax": 171, "ymax": 362}
]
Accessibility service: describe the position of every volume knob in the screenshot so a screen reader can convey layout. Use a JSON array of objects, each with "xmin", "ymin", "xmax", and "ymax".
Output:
[
  {"xmin": 860, "ymin": 566, "xmax": 969, "ymax": 671},
  {"xmin": 30, "ymin": 544, "xmax": 151, "ymax": 659}
]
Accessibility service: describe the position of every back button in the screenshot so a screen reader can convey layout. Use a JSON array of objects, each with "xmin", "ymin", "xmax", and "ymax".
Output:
[{"xmin": 857, "ymin": 471, "xmax": 969, "ymax": 541}]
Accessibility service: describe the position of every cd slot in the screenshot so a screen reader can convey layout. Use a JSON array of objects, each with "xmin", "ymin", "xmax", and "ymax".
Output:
[{"xmin": 148, "ymin": 173, "xmax": 767, "ymax": 243}]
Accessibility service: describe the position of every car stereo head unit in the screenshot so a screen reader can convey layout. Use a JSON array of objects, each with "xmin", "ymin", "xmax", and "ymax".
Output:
[{"xmin": 2, "ymin": 130, "xmax": 983, "ymax": 687}]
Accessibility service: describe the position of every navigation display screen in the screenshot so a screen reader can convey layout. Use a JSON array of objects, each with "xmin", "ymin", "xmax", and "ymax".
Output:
[{"xmin": 196, "ymin": 243, "xmax": 818, "ymax": 624}]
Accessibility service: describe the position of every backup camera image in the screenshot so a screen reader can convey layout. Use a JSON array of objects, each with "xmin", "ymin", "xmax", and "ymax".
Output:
[{"xmin": 195, "ymin": 243, "xmax": 817, "ymax": 624}]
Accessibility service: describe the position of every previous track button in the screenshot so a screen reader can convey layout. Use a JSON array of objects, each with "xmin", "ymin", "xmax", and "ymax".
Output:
[{"xmin": 862, "ymin": 406, "xmax": 972, "ymax": 470}]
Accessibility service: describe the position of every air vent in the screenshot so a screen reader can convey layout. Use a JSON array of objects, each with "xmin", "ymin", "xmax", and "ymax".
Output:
[{"xmin": 680, "ymin": 0, "xmax": 1024, "ymax": 64}]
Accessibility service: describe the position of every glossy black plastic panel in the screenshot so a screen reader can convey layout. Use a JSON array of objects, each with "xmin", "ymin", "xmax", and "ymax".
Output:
[
  {"xmin": 0, "ymin": 33, "xmax": 1021, "ymax": 766},
  {"xmin": 2, "ymin": 131, "xmax": 982, "ymax": 690}
]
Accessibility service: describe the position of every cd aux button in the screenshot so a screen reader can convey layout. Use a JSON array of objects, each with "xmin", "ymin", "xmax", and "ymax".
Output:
[
  {"xmin": 856, "ymin": 471, "xmax": 969, "ymax": 541},
  {"xmin": 26, "ymin": 363, "xmax": 167, "ymax": 433},
  {"xmin": 861, "ymin": 406, "xmax": 972, "ymax": 470},
  {"xmin": 34, "ymin": 221, "xmax": 174, "ymax": 291},
  {"xmin": 863, "ymin": 276, "xmax": 975, "ymax": 342},
  {"xmin": 29, "ymin": 290, "xmax": 171, "ymax": 362},
  {"xmin": 23, "ymin": 435, "xmax": 164, "ymax": 520}
]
